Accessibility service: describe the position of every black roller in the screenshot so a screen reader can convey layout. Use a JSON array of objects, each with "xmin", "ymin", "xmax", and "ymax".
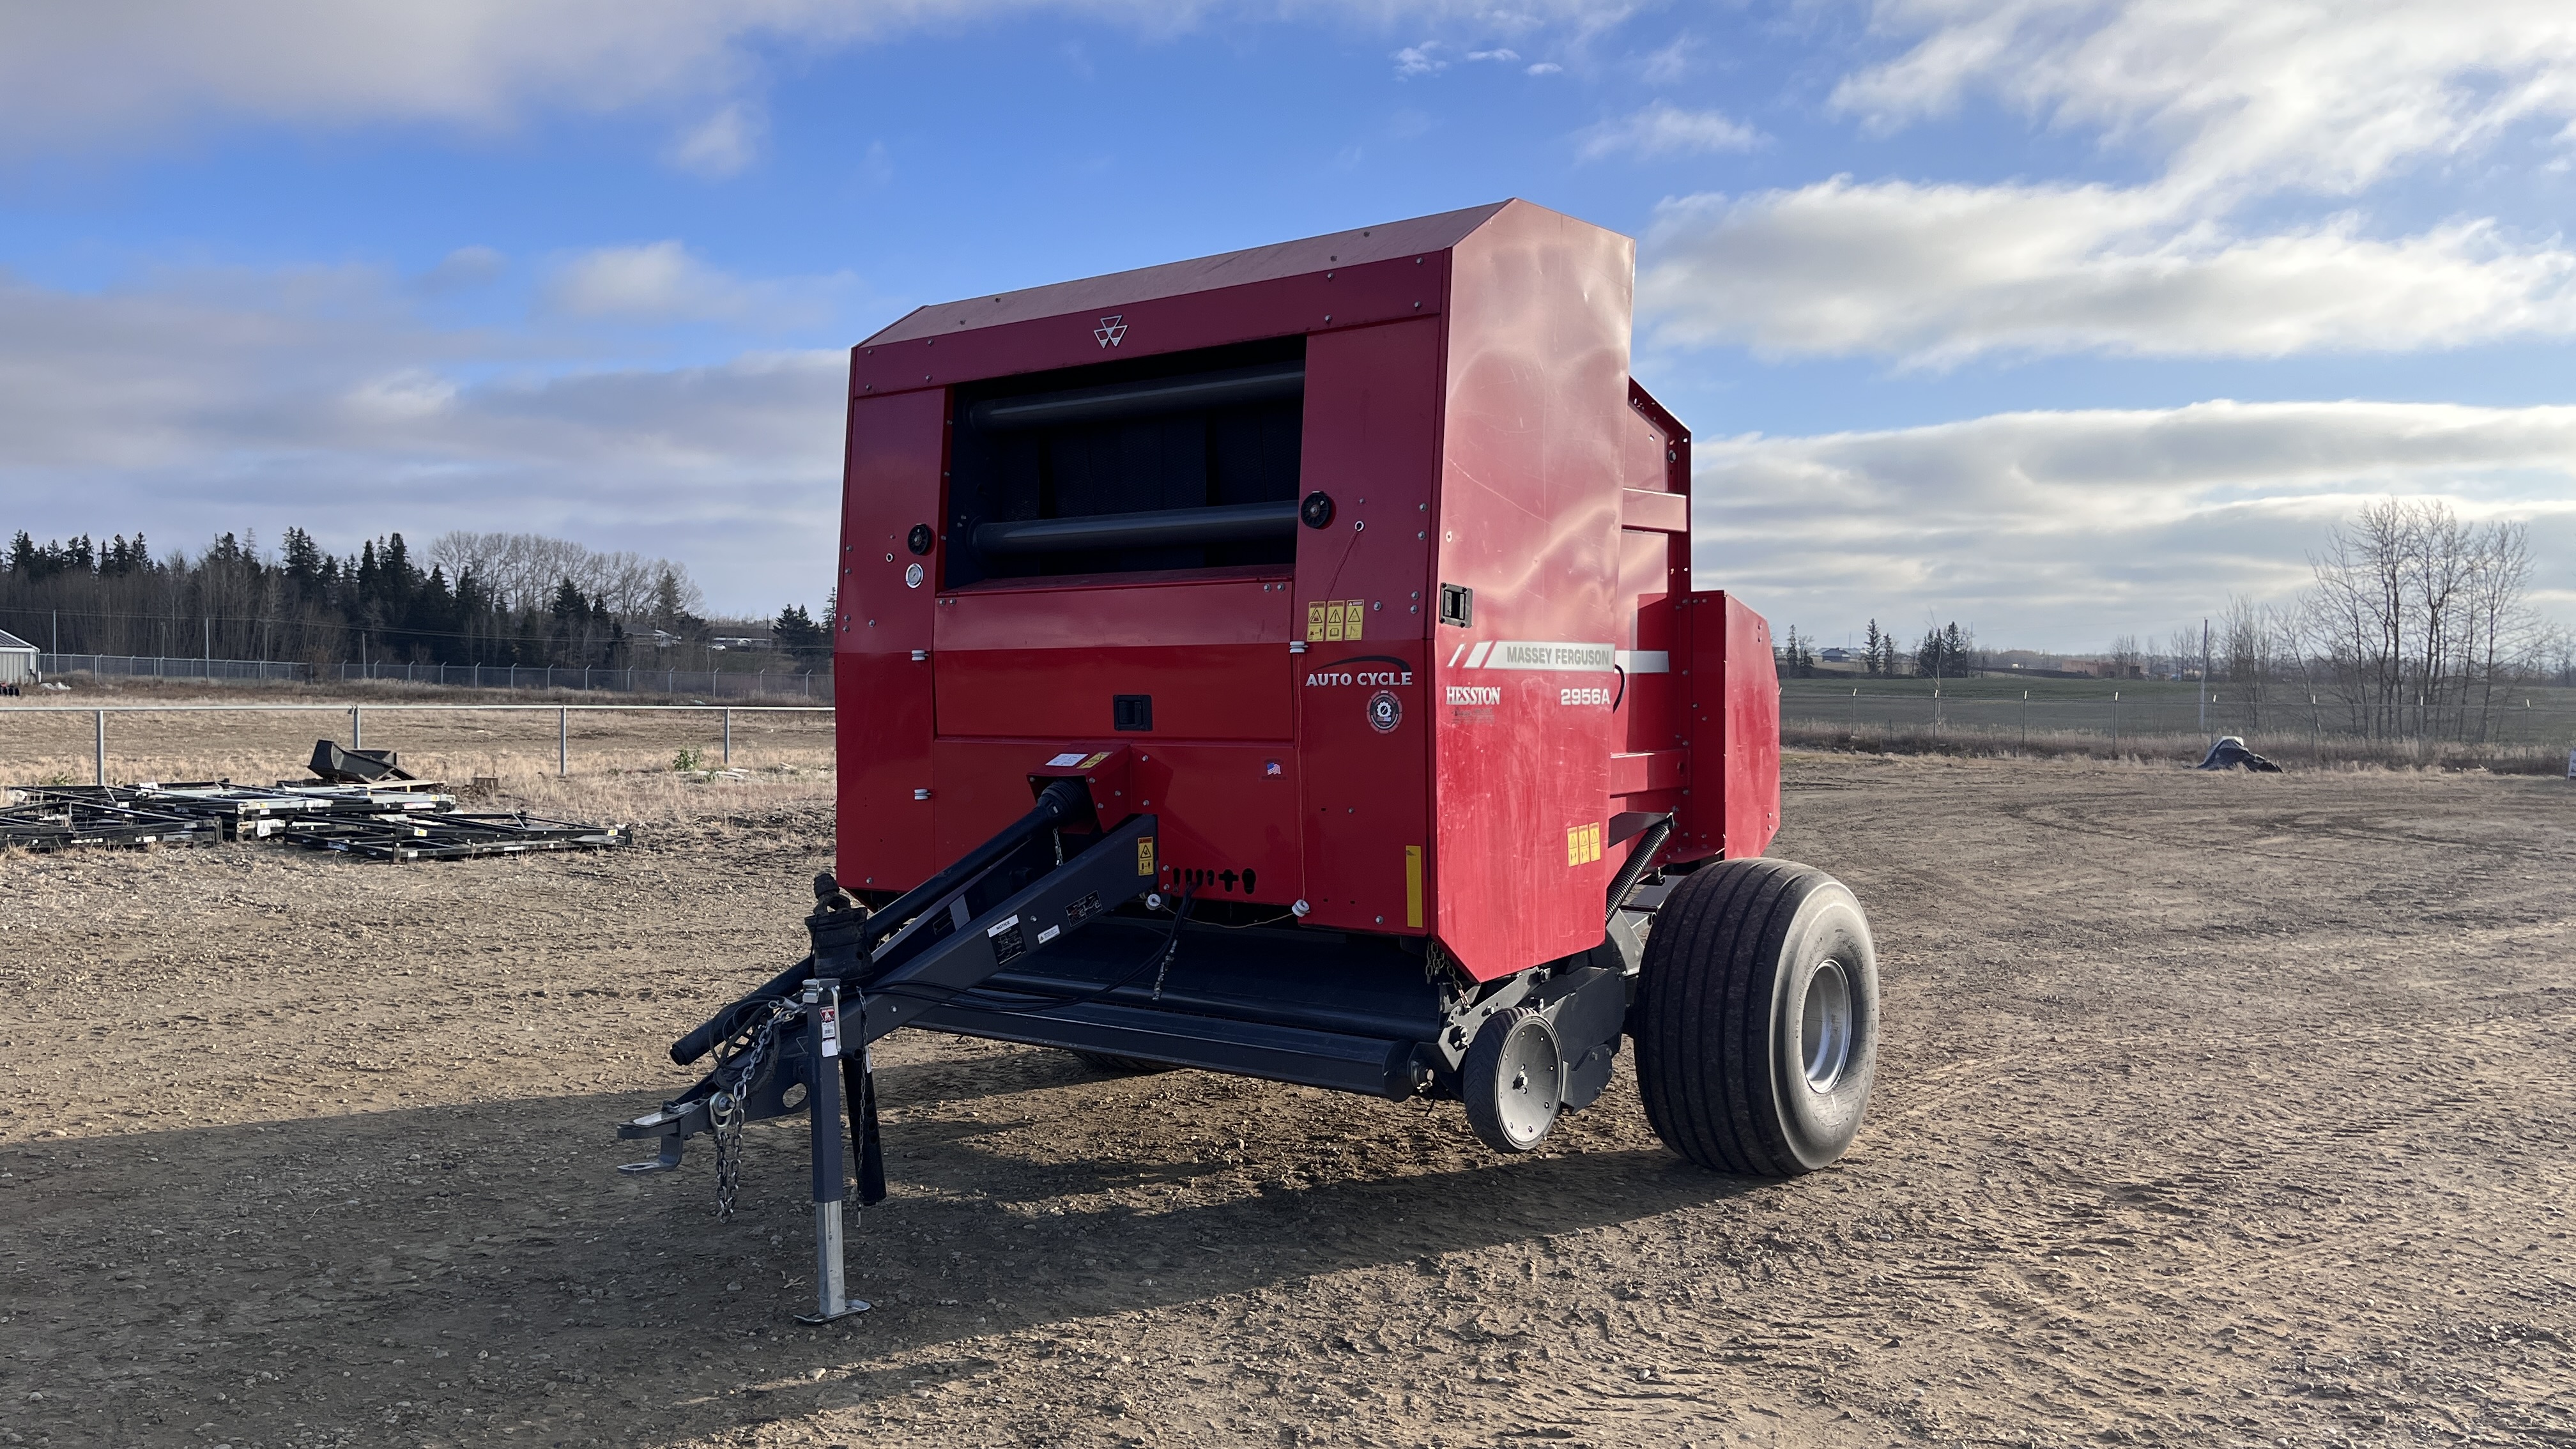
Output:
[
  {"xmin": 972, "ymin": 500, "xmax": 1299, "ymax": 556},
  {"xmin": 965, "ymin": 361, "xmax": 1303, "ymax": 432}
]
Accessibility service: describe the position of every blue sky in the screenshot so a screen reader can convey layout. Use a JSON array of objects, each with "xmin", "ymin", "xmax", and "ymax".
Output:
[{"xmin": 3, "ymin": 0, "xmax": 2572, "ymax": 651}]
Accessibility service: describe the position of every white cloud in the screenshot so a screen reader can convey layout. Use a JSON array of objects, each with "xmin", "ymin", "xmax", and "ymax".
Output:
[
  {"xmin": 0, "ymin": 1, "xmax": 1642, "ymax": 151},
  {"xmin": 541, "ymin": 241, "xmax": 848, "ymax": 328},
  {"xmin": 1693, "ymin": 399, "xmax": 2576, "ymax": 646},
  {"xmin": 417, "ymin": 245, "xmax": 507, "ymax": 293},
  {"xmin": 1637, "ymin": 32, "xmax": 1696, "ymax": 86},
  {"xmin": 667, "ymin": 102, "xmax": 765, "ymax": 178},
  {"xmin": 1392, "ymin": 43, "xmax": 1446, "ymax": 77},
  {"xmin": 1632, "ymin": 2, "xmax": 2576, "ymax": 364},
  {"xmin": 1575, "ymin": 102, "xmax": 1760, "ymax": 161},
  {"xmin": 1641, "ymin": 179, "xmax": 2576, "ymax": 364},
  {"xmin": 1835, "ymin": 0, "xmax": 2576, "ymax": 199},
  {"xmin": 1526, "ymin": 61, "xmax": 1563, "ymax": 75},
  {"xmin": 0, "ymin": 263, "xmax": 848, "ymax": 612}
]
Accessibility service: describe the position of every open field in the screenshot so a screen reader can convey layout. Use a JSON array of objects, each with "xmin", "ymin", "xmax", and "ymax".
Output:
[
  {"xmin": 1781, "ymin": 676, "xmax": 2576, "ymax": 774},
  {"xmin": 3, "ymin": 751, "xmax": 2572, "ymax": 1448},
  {"xmin": 0, "ymin": 686, "xmax": 834, "ymax": 802}
]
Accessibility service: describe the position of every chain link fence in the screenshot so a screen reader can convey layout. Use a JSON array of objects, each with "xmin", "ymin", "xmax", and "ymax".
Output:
[
  {"xmin": 1782, "ymin": 680, "xmax": 2576, "ymax": 772},
  {"xmin": 36, "ymin": 653, "xmax": 829, "ymax": 699}
]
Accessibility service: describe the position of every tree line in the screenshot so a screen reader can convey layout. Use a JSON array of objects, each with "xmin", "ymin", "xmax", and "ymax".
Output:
[
  {"xmin": 1, "ymin": 526, "xmax": 833, "ymax": 672},
  {"xmin": 2175, "ymin": 503, "xmax": 2567, "ymax": 742}
]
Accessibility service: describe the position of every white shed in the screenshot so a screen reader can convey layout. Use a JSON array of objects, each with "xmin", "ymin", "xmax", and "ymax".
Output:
[{"xmin": 0, "ymin": 629, "xmax": 36, "ymax": 687}]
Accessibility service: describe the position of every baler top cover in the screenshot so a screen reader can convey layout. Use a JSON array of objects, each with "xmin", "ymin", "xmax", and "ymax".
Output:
[{"xmin": 836, "ymin": 199, "xmax": 1777, "ymax": 981}]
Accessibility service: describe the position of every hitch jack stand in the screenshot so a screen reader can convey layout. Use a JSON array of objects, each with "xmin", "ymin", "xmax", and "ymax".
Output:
[{"xmin": 795, "ymin": 977, "xmax": 870, "ymax": 1324}]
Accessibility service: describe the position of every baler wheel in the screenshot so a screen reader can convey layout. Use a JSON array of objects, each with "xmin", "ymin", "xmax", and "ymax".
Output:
[
  {"xmin": 1071, "ymin": 1051, "xmax": 1175, "ymax": 1075},
  {"xmin": 1462, "ymin": 1007, "xmax": 1565, "ymax": 1153},
  {"xmin": 1633, "ymin": 859, "xmax": 1878, "ymax": 1176}
]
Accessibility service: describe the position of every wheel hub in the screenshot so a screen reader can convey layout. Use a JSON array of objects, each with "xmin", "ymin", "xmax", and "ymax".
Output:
[
  {"xmin": 1493, "ymin": 1017, "xmax": 1563, "ymax": 1148},
  {"xmin": 1800, "ymin": 960, "xmax": 1853, "ymax": 1091}
]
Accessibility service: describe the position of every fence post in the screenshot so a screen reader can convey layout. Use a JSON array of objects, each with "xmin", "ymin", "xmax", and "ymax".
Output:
[
  {"xmin": 559, "ymin": 707, "xmax": 569, "ymax": 776},
  {"xmin": 723, "ymin": 707, "xmax": 733, "ymax": 766},
  {"xmin": 2112, "ymin": 692, "xmax": 2119, "ymax": 759},
  {"xmin": 2021, "ymin": 690, "xmax": 2028, "ymax": 755},
  {"xmin": 94, "ymin": 709, "xmax": 105, "ymax": 785}
]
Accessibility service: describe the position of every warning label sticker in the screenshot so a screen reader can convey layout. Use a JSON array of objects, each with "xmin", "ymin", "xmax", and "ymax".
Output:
[{"xmin": 1307, "ymin": 599, "xmax": 1367, "ymax": 643}]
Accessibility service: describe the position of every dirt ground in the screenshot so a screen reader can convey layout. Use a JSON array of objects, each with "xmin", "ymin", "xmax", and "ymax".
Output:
[{"xmin": 2, "ymin": 751, "xmax": 2571, "ymax": 1448}]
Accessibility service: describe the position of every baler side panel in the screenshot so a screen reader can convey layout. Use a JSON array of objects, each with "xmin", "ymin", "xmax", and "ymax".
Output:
[
  {"xmin": 834, "ymin": 388, "xmax": 948, "ymax": 891},
  {"xmin": 1294, "ymin": 319, "xmax": 1443, "ymax": 935},
  {"xmin": 1430, "ymin": 208, "xmax": 1636, "ymax": 981},
  {"xmin": 1672, "ymin": 591, "xmax": 1781, "ymax": 861},
  {"xmin": 1722, "ymin": 592, "xmax": 1782, "ymax": 859}
]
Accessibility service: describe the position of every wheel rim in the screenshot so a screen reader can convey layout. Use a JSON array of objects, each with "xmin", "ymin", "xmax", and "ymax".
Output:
[
  {"xmin": 1494, "ymin": 1017, "xmax": 1563, "ymax": 1147},
  {"xmin": 1800, "ymin": 960, "xmax": 1853, "ymax": 1092}
]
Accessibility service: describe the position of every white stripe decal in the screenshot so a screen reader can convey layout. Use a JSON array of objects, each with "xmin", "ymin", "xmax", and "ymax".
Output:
[
  {"xmin": 1614, "ymin": 650, "xmax": 1670, "ymax": 673},
  {"xmin": 1463, "ymin": 640, "xmax": 1493, "ymax": 669},
  {"xmin": 1472, "ymin": 640, "xmax": 1618, "ymax": 672},
  {"xmin": 1446, "ymin": 643, "xmax": 1467, "ymax": 668}
]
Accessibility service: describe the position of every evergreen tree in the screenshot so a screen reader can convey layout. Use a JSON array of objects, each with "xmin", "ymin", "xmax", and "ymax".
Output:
[{"xmin": 774, "ymin": 604, "xmax": 829, "ymax": 664}]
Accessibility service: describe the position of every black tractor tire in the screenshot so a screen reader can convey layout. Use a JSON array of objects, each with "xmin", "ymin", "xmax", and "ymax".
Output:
[
  {"xmin": 1071, "ymin": 1051, "xmax": 1174, "ymax": 1075},
  {"xmin": 1633, "ymin": 858, "xmax": 1878, "ymax": 1176},
  {"xmin": 1462, "ymin": 1006, "xmax": 1565, "ymax": 1154}
]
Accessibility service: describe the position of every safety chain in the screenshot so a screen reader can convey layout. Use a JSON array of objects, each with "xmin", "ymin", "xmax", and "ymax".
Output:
[{"xmin": 706, "ymin": 997, "xmax": 799, "ymax": 1220}]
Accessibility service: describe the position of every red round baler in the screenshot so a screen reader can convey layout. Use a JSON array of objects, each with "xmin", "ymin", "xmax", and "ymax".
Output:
[{"xmin": 621, "ymin": 201, "xmax": 1880, "ymax": 1322}]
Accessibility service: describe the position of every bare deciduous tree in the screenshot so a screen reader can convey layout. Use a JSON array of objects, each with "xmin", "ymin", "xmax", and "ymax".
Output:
[
  {"xmin": 426, "ymin": 531, "xmax": 703, "ymax": 622},
  {"xmin": 2290, "ymin": 502, "xmax": 2541, "ymax": 741}
]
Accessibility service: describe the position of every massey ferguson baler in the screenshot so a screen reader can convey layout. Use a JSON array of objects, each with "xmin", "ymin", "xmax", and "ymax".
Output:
[{"xmin": 617, "ymin": 199, "xmax": 1881, "ymax": 1322}]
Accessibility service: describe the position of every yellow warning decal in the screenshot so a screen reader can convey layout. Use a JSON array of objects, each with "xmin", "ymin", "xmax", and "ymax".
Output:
[
  {"xmin": 1080, "ymin": 751, "xmax": 1110, "ymax": 769},
  {"xmin": 1566, "ymin": 822, "xmax": 1603, "ymax": 866},
  {"xmin": 1306, "ymin": 602, "xmax": 1326, "ymax": 642},
  {"xmin": 1137, "ymin": 837, "xmax": 1156, "ymax": 876},
  {"xmin": 1344, "ymin": 599, "xmax": 1365, "ymax": 641},
  {"xmin": 1404, "ymin": 845, "xmax": 1424, "ymax": 928},
  {"xmin": 1323, "ymin": 602, "xmax": 1345, "ymax": 641}
]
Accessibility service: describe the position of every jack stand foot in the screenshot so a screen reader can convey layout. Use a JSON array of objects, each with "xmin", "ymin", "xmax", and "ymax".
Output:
[
  {"xmin": 797, "ymin": 1197, "xmax": 868, "ymax": 1323},
  {"xmin": 617, "ymin": 1135, "xmax": 685, "ymax": 1174}
]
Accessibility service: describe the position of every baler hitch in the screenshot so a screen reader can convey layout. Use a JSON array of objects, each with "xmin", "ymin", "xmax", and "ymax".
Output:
[{"xmin": 615, "ymin": 776, "xmax": 1158, "ymax": 1321}]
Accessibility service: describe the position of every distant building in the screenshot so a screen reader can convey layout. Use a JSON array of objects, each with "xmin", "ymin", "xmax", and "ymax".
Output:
[
  {"xmin": 0, "ymin": 629, "xmax": 36, "ymax": 687},
  {"xmin": 1819, "ymin": 647, "xmax": 1855, "ymax": 663}
]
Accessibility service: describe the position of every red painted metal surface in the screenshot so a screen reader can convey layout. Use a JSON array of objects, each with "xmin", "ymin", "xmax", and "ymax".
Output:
[
  {"xmin": 1672, "ymin": 592, "xmax": 1782, "ymax": 862},
  {"xmin": 832, "ymin": 199, "xmax": 1783, "ymax": 977},
  {"xmin": 833, "ymin": 388, "xmax": 945, "ymax": 892}
]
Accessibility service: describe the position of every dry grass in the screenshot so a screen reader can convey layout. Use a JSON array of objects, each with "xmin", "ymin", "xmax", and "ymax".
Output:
[
  {"xmin": 1, "ymin": 691, "xmax": 837, "ymax": 824},
  {"xmin": 1783, "ymin": 719, "xmax": 2575, "ymax": 774},
  {"xmin": 27, "ymin": 672, "xmax": 827, "ymax": 707}
]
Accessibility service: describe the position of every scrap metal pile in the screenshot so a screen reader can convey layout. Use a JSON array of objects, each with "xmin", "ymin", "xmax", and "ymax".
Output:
[{"xmin": 1, "ymin": 741, "xmax": 631, "ymax": 859}]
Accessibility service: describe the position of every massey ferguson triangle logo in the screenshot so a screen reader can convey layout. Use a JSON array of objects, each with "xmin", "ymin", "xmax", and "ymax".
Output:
[{"xmin": 1094, "ymin": 314, "xmax": 1127, "ymax": 348}]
